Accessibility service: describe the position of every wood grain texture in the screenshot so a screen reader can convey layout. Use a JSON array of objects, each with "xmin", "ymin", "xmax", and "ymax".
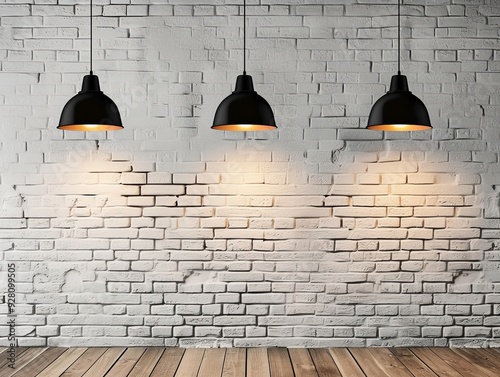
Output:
[
  {"xmin": 150, "ymin": 348, "xmax": 184, "ymax": 377},
  {"xmin": 289, "ymin": 348, "xmax": 319, "ymax": 377},
  {"xmin": 61, "ymin": 348, "xmax": 108, "ymax": 377},
  {"xmin": 481, "ymin": 349, "xmax": 500, "ymax": 368},
  {"xmin": 247, "ymin": 348, "xmax": 270, "ymax": 377},
  {"xmin": 175, "ymin": 349, "xmax": 204, "ymax": 377},
  {"xmin": 0, "ymin": 348, "xmax": 28, "ymax": 371},
  {"xmin": 366, "ymin": 348, "xmax": 413, "ymax": 377},
  {"xmin": 309, "ymin": 348, "xmax": 341, "ymax": 377},
  {"xmin": 451, "ymin": 349, "xmax": 499, "ymax": 377},
  {"xmin": 431, "ymin": 348, "xmax": 481, "ymax": 377},
  {"xmin": 390, "ymin": 348, "xmax": 438, "ymax": 377},
  {"xmin": 349, "ymin": 348, "xmax": 387, "ymax": 377},
  {"xmin": 37, "ymin": 348, "xmax": 87, "ymax": 377},
  {"xmin": 328, "ymin": 348, "xmax": 365, "ymax": 377},
  {"xmin": 456, "ymin": 348, "xmax": 500, "ymax": 369},
  {"xmin": 268, "ymin": 348, "xmax": 294, "ymax": 377},
  {"xmin": 82, "ymin": 348, "xmax": 126, "ymax": 377},
  {"xmin": 105, "ymin": 348, "xmax": 146, "ymax": 377},
  {"xmin": 127, "ymin": 348, "xmax": 164, "ymax": 377},
  {"xmin": 197, "ymin": 349, "xmax": 226, "ymax": 377},
  {"xmin": 2, "ymin": 347, "xmax": 497, "ymax": 377},
  {"xmin": 3, "ymin": 348, "xmax": 46, "ymax": 377},
  {"xmin": 221, "ymin": 348, "xmax": 246, "ymax": 377},
  {"xmin": 11, "ymin": 348, "xmax": 66, "ymax": 377},
  {"xmin": 410, "ymin": 348, "xmax": 464, "ymax": 377}
]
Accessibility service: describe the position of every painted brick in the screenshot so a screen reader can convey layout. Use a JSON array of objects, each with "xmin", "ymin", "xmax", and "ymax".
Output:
[{"xmin": 1, "ymin": 0, "xmax": 499, "ymax": 349}]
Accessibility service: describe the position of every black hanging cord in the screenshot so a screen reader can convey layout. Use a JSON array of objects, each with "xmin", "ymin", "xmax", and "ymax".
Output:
[
  {"xmin": 90, "ymin": 0, "xmax": 93, "ymax": 74},
  {"xmin": 397, "ymin": 0, "xmax": 401, "ymax": 75},
  {"xmin": 243, "ymin": 0, "xmax": 246, "ymax": 75}
]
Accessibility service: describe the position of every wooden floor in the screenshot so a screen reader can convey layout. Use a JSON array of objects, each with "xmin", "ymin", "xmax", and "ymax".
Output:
[{"xmin": 1, "ymin": 347, "xmax": 499, "ymax": 377}]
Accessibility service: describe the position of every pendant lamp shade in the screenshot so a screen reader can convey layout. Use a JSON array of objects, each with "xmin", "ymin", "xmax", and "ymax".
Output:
[
  {"xmin": 58, "ymin": 74, "xmax": 123, "ymax": 131},
  {"xmin": 212, "ymin": 75, "xmax": 276, "ymax": 131},
  {"xmin": 58, "ymin": 0, "xmax": 122, "ymax": 132},
  {"xmin": 366, "ymin": 0, "xmax": 431, "ymax": 131},
  {"xmin": 367, "ymin": 74, "xmax": 431, "ymax": 131},
  {"xmin": 212, "ymin": 0, "xmax": 276, "ymax": 131}
]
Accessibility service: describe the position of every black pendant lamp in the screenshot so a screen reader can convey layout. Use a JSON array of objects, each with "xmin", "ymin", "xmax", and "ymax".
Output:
[
  {"xmin": 58, "ymin": 0, "xmax": 123, "ymax": 131},
  {"xmin": 212, "ymin": 0, "xmax": 276, "ymax": 131},
  {"xmin": 367, "ymin": 0, "xmax": 431, "ymax": 131}
]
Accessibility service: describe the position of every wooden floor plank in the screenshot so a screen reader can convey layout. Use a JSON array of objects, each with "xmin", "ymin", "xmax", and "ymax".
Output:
[
  {"xmin": 127, "ymin": 348, "xmax": 165, "ymax": 377},
  {"xmin": 105, "ymin": 347, "xmax": 146, "ymax": 377},
  {"xmin": 81, "ymin": 348, "xmax": 126, "ymax": 377},
  {"xmin": 11, "ymin": 348, "xmax": 67, "ymax": 377},
  {"xmin": 37, "ymin": 348, "xmax": 87, "ymax": 377},
  {"xmin": 390, "ymin": 348, "xmax": 438, "ymax": 377},
  {"xmin": 431, "ymin": 348, "xmax": 484, "ymax": 377},
  {"xmin": 247, "ymin": 348, "xmax": 270, "ymax": 377},
  {"xmin": 221, "ymin": 348, "xmax": 246, "ymax": 377},
  {"xmin": 61, "ymin": 348, "xmax": 108, "ymax": 377},
  {"xmin": 0, "ymin": 348, "xmax": 28, "ymax": 370},
  {"xmin": 268, "ymin": 348, "xmax": 294, "ymax": 377},
  {"xmin": 4, "ymin": 348, "xmax": 46, "ymax": 377},
  {"xmin": 175, "ymin": 349, "xmax": 204, "ymax": 377},
  {"xmin": 2, "ymin": 347, "xmax": 28, "ymax": 355},
  {"xmin": 457, "ymin": 348, "xmax": 500, "ymax": 369},
  {"xmin": 349, "ymin": 348, "xmax": 387, "ymax": 377},
  {"xmin": 367, "ymin": 348, "xmax": 413, "ymax": 377},
  {"xmin": 289, "ymin": 349, "xmax": 318, "ymax": 377},
  {"xmin": 328, "ymin": 348, "xmax": 365, "ymax": 377},
  {"xmin": 480, "ymin": 349, "xmax": 500, "ymax": 368},
  {"xmin": 451, "ymin": 349, "xmax": 499, "ymax": 377},
  {"xmin": 4, "ymin": 346, "xmax": 500, "ymax": 377},
  {"xmin": 309, "ymin": 349, "xmax": 341, "ymax": 377},
  {"xmin": 410, "ymin": 348, "xmax": 464, "ymax": 377},
  {"xmin": 150, "ymin": 348, "xmax": 184, "ymax": 377},
  {"xmin": 197, "ymin": 349, "xmax": 226, "ymax": 377}
]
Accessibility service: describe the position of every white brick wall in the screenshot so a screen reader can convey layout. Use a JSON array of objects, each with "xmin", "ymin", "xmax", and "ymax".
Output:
[{"xmin": 0, "ymin": 0, "xmax": 499, "ymax": 348}]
